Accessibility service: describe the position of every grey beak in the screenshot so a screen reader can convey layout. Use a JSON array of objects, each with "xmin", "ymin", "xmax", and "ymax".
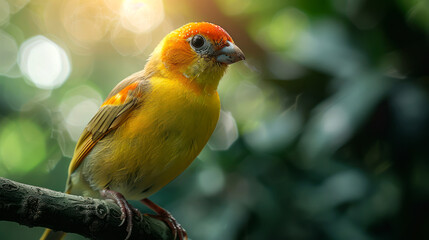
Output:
[{"xmin": 215, "ymin": 41, "xmax": 245, "ymax": 64}]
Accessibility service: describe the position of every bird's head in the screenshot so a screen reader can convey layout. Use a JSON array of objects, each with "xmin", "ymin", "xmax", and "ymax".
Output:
[{"xmin": 146, "ymin": 22, "xmax": 245, "ymax": 93}]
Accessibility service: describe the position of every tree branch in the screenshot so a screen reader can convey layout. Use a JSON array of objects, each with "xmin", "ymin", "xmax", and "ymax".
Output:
[{"xmin": 0, "ymin": 177, "xmax": 173, "ymax": 240}]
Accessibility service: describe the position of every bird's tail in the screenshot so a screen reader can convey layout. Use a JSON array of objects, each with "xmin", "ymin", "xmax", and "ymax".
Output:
[{"xmin": 40, "ymin": 229, "xmax": 66, "ymax": 240}]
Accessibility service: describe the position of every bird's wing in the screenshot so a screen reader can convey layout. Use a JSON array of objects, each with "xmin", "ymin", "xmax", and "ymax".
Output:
[{"xmin": 68, "ymin": 73, "xmax": 150, "ymax": 176}]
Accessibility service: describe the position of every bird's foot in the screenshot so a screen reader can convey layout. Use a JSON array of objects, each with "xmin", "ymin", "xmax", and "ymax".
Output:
[
  {"xmin": 101, "ymin": 189, "xmax": 141, "ymax": 240},
  {"xmin": 141, "ymin": 198, "xmax": 188, "ymax": 240}
]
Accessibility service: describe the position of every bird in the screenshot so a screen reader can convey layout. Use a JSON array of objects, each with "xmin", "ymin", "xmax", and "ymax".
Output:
[{"xmin": 40, "ymin": 22, "xmax": 245, "ymax": 240}]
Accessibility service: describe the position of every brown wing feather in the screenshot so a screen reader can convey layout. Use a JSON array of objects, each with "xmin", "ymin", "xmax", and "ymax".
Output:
[{"xmin": 67, "ymin": 73, "xmax": 150, "ymax": 176}]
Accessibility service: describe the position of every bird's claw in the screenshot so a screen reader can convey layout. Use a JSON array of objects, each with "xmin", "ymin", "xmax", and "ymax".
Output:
[
  {"xmin": 101, "ymin": 189, "xmax": 140, "ymax": 240},
  {"xmin": 141, "ymin": 198, "xmax": 187, "ymax": 240},
  {"xmin": 145, "ymin": 211, "xmax": 188, "ymax": 240}
]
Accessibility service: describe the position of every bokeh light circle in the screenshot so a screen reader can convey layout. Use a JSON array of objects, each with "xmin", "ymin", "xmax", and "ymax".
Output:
[
  {"xmin": 0, "ymin": 0, "xmax": 10, "ymax": 26},
  {"xmin": 59, "ymin": 85, "xmax": 102, "ymax": 142},
  {"xmin": 18, "ymin": 35, "xmax": 71, "ymax": 90},
  {"xmin": 0, "ymin": 30, "xmax": 18, "ymax": 74},
  {"xmin": 0, "ymin": 119, "xmax": 46, "ymax": 174},
  {"xmin": 208, "ymin": 110, "xmax": 239, "ymax": 151}
]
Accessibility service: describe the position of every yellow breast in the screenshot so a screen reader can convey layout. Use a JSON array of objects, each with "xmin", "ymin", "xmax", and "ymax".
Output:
[{"xmin": 77, "ymin": 76, "xmax": 220, "ymax": 199}]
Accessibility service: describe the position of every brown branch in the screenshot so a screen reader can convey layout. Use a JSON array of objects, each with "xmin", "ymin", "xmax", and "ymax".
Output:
[{"xmin": 0, "ymin": 177, "xmax": 173, "ymax": 240}]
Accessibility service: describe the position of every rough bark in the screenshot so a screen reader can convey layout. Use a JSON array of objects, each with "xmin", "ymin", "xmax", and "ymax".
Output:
[{"xmin": 0, "ymin": 177, "xmax": 173, "ymax": 240}]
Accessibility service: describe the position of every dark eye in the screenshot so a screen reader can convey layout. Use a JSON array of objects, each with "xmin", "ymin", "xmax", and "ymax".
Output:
[{"xmin": 191, "ymin": 35, "xmax": 205, "ymax": 49}]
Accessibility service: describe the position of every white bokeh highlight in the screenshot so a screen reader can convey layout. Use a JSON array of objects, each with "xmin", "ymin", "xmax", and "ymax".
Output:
[
  {"xmin": 60, "ymin": 86, "xmax": 102, "ymax": 141},
  {"xmin": 18, "ymin": 35, "xmax": 71, "ymax": 89},
  {"xmin": 208, "ymin": 110, "xmax": 239, "ymax": 151},
  {"xmin": 64, "ymin": 99, "xmax": 100, "ymax": 141}
]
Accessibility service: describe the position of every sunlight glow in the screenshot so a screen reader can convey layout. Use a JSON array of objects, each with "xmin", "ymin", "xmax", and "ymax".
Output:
[
  {"xmin": 61, "ymin": 0, "xmax": 109, "ymax": 44},
  {"xmin": 110, "ymin": 23, "xmax": 152, "ymax": 56},
  {"xmin": 18, "ymin": 36, "xmax": 71, "ymax": 89},
  {"xmin": 120, "ymin": 0, "xmax": 164, "ymax": 33}
]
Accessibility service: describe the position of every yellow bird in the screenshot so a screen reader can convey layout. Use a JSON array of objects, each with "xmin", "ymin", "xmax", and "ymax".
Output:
[{"xmin": 40, "ymin": 22, "xmax": 245, "ymax": 240}]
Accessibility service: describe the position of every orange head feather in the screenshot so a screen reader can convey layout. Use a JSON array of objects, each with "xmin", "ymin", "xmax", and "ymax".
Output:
[
  {"xmin": 146, "ymin": 22, "xmax": 244, "ymax": 93},
  {"xmin": 175, "ymin": 22, "xmax": 234, "ymax": 50}
]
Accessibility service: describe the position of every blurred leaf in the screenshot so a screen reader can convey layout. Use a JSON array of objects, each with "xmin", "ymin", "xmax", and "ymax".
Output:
[{"xmin": 0, "ymin": 118, "xmax": 46, "ymax": 175}]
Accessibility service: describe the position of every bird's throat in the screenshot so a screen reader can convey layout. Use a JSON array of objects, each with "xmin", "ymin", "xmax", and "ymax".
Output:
[{"xmin": 182, "ymin": 59, "xmax": 226, "ymax": 95}]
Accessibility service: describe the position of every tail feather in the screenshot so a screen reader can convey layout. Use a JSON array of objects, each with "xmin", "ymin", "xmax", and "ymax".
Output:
[
  {"xmin": 40, "ymin": 177, "xmax": 72, "ymax": 240},
  {"xmin": 40, "ymin": 229, "xmax": 66, "ymax": 240}
]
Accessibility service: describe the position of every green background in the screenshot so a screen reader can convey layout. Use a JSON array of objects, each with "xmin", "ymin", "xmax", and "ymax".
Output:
[{"xmin": 0, "ymin": 0, "xmax": 429, "ymax": 239}]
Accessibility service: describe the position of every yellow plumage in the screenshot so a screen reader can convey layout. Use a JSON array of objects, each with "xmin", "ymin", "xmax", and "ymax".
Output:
[{"xmin": 71, "ymin": 75, "xmax": 220, "ymax": 199}]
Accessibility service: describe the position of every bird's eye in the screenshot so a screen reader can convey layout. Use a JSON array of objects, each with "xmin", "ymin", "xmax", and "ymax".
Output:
[{"xmin": 191, "ymin": 35, "xmax": 205, "ymax": 49}]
